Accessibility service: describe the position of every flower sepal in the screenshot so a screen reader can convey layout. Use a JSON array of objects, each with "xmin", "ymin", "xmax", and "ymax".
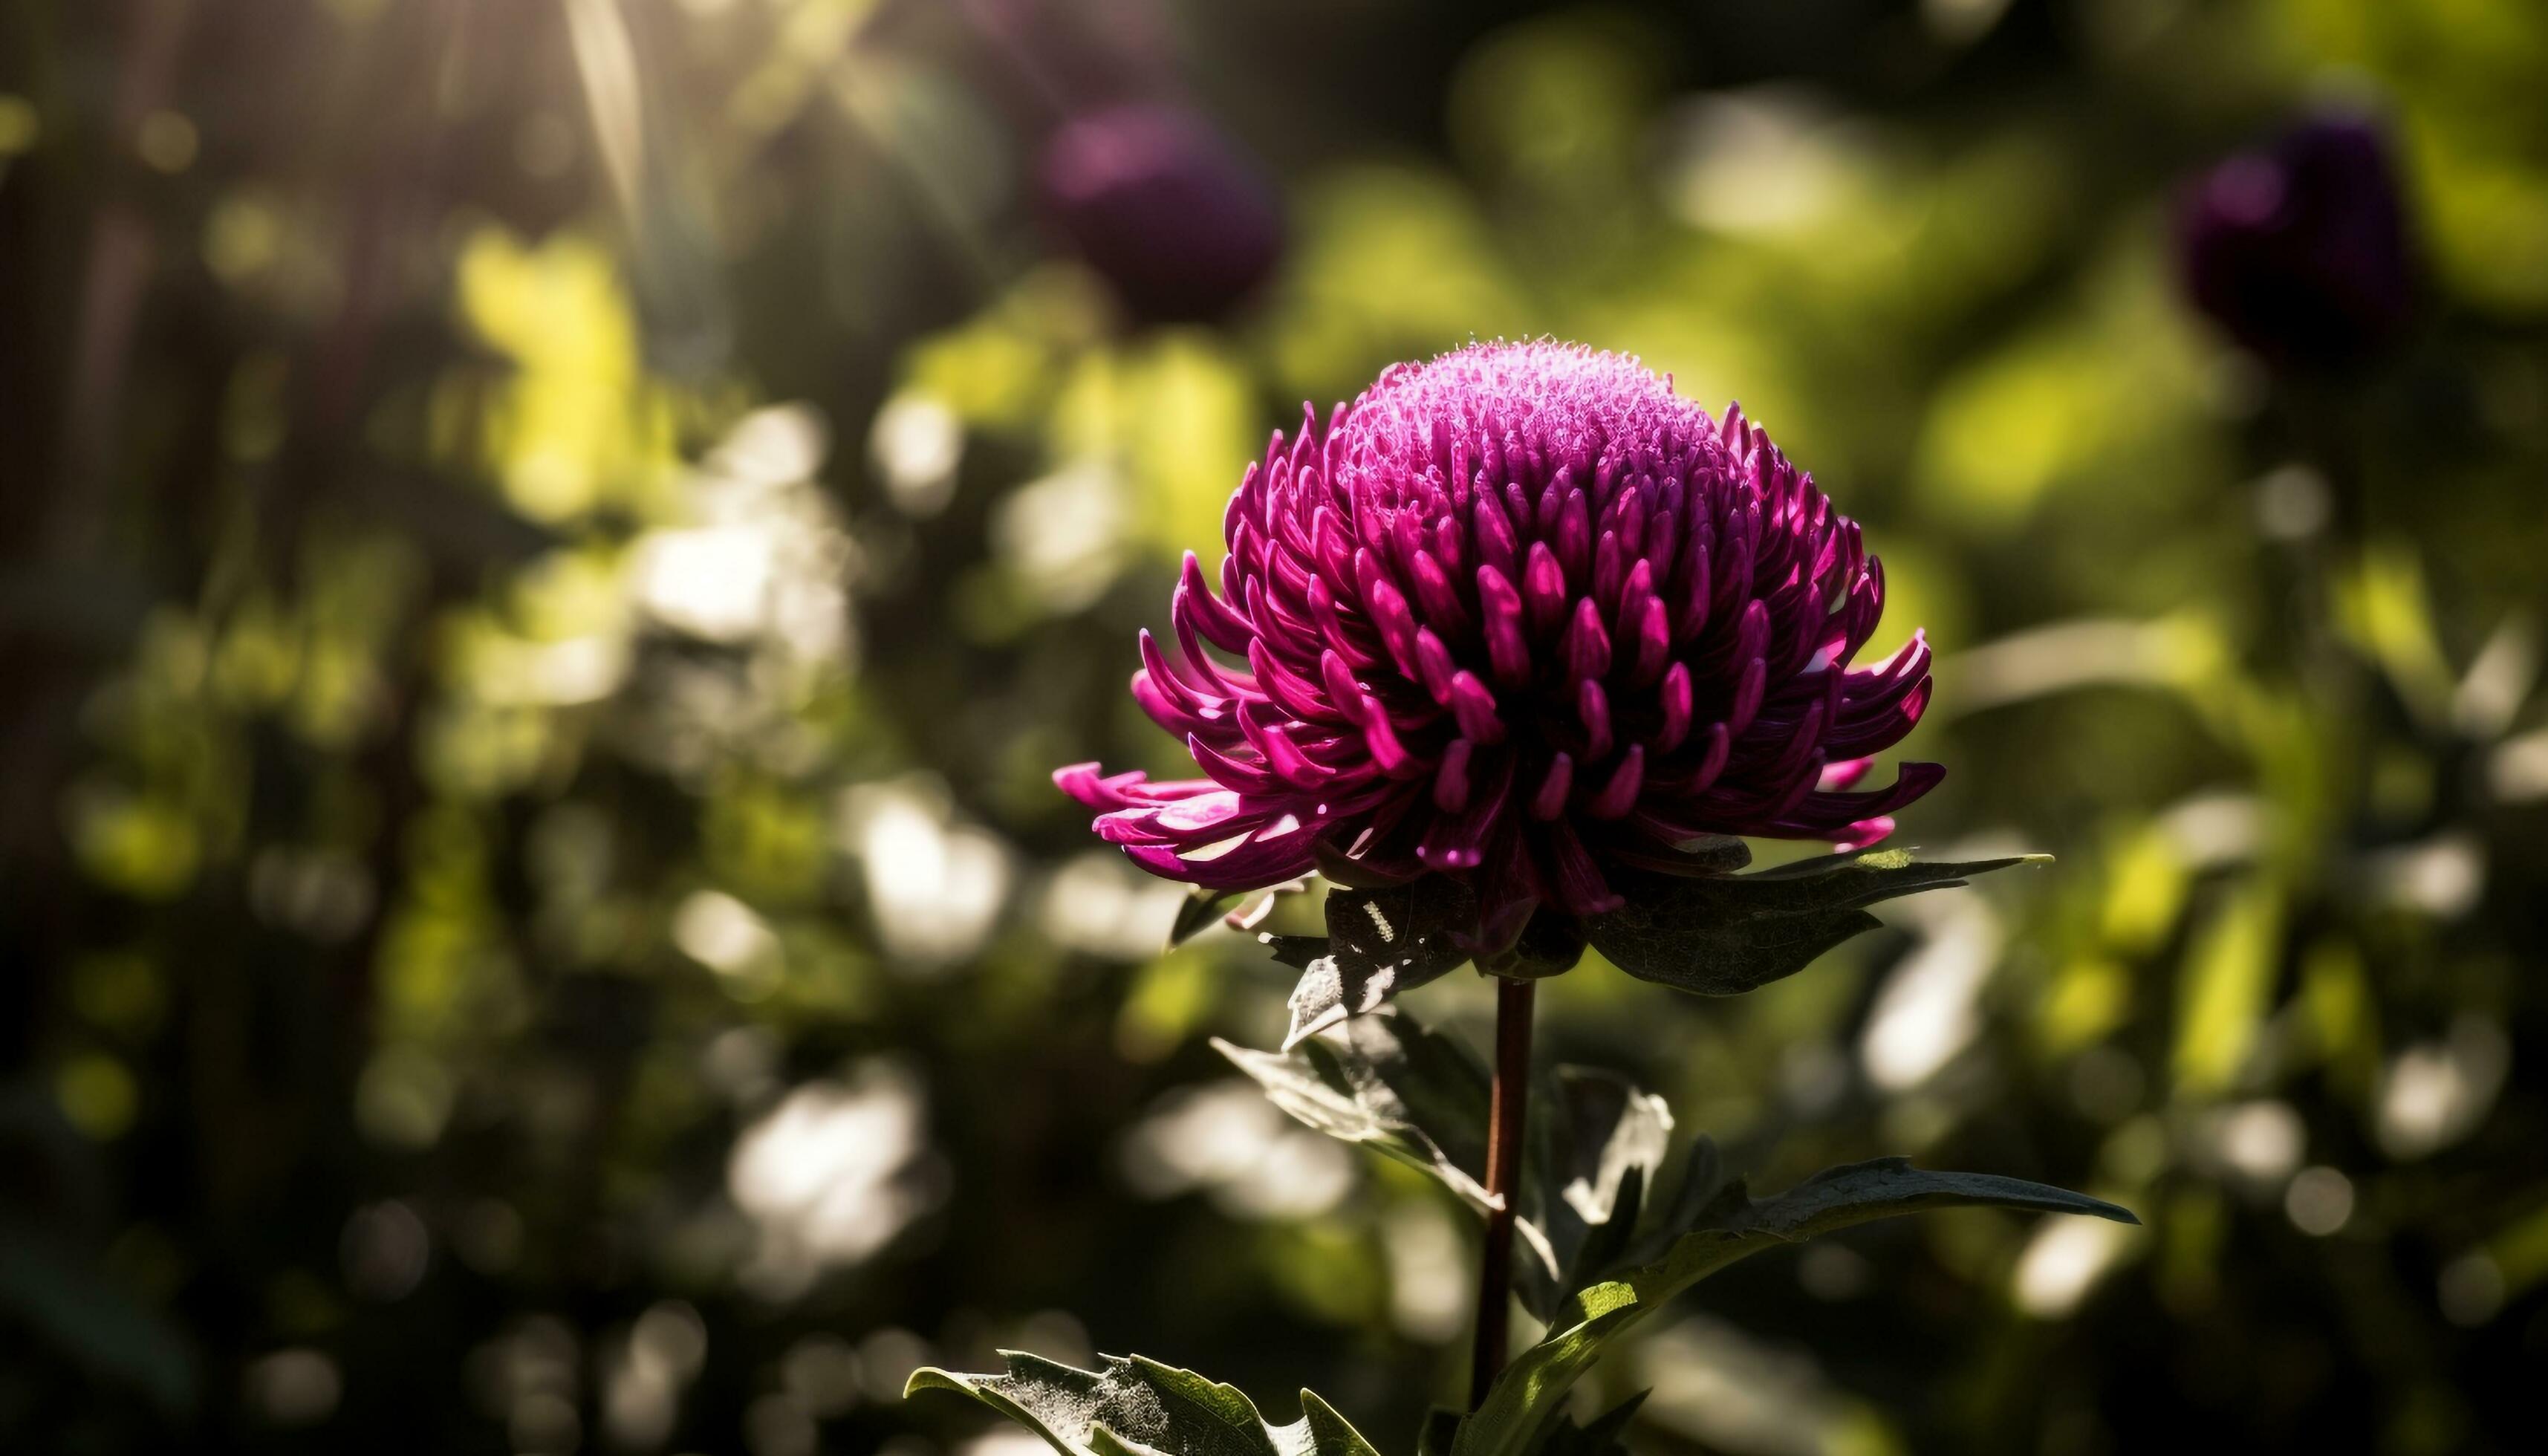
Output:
[
  {"xmin": 1475, "ymin": 908, "xmax": 1586, "ymax": 980},
  {"xmin": 1598, "ymin": 832, "xmax": 1752, "ymax": 879}
]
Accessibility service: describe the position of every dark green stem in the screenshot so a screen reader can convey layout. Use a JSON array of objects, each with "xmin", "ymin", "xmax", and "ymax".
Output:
[{"xmin": 1469, "ymin": 975, "xmax": 1535, "ymax": 1409}]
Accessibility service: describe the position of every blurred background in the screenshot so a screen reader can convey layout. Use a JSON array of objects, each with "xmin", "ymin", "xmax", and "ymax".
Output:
[{"xmin": 4, "ymin": 1, "xmax": 2546, "ymax": 1452}]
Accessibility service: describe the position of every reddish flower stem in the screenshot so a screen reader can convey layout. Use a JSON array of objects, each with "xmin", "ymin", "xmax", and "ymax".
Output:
[{"xmin": 1469, "ymin": 975, "xmax": 1535, "ymax": 1410}]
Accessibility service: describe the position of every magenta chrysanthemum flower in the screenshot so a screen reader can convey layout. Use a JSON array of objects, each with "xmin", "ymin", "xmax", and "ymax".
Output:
[{"xmin": 1056, "ymin": 342, "xmax": 1938, "ymax": 955}]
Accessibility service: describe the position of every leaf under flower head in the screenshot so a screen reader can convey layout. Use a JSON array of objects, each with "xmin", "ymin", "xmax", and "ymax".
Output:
[
  {"xmin": 1273, "ymin": 878, "xmax": 1481, "ymax": 1049},
  {"xmin": 1587, "ymin": 845, "xmax": 2052, "ymax": 995}
]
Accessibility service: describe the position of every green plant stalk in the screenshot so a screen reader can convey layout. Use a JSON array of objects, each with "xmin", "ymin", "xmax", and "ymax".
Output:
[{"xmin": 1469, "ymin": 975, "xmax": 1535, "ymax": 1409}]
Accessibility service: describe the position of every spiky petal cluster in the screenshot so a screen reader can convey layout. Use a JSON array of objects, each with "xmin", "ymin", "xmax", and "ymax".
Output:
[{"xmin": 1057, "ymin": 342, "xmax": 1937, "ymax": 954}]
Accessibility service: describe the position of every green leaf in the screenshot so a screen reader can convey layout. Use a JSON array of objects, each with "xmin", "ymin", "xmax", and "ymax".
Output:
[
  {"xmin": 1524, "ymin": 1067, "xmax": 1677, "ymax": 1314},
  {"xmin": 1173, "ymin": 880, "xmax": 1312, "ymax": 949},
  {"xmin": 1215, "ymin": 1011, "xmax": 1497, "ymax": 1213},
  {"xmin": 1274, "ymin": 879, "xmax": 1481, "ymax": 1050},
  {"xmin": 1216, "ymin": 1010, "xmax": 1688, "ymax": 1320},
  {"xmin": 1169, "ymin": 888, "xmax": 1245, "ymax": 949},
  {"xmin": 1415, "ymin": 1393, "xmax": 1649, "ymax": 1456},
  {"xmin": 907, "ymin": 1351, "xmax": 1385, "ymax": 1456},
  {"xmin": 1586, "ymin": 848, "xmax": 2050, "ymax": 997},
  {"xmin": 1452, "ymin": 1160, "xmax": 2135, "ymax": 1456},
  {"xmin": 1534, "ymin": 1391, "xmax": 1648, "ymax": 1456}
]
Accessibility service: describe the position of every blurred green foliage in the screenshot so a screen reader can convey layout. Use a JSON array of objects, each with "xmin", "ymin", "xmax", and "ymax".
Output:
[{"xmin": 4, "ymin": 1, "xmax": 2548, "ymax": 1454}]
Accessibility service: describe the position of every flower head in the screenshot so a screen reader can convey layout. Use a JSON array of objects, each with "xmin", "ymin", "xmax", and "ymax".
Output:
[
  {"xmin": 1057, "ymin": 342, "xmax": 1937, "ymax": 956},
  {"xmin": 2176, "ymin": 110, "xmax": 2414, "ymax": 371},
  {"xmin": 1039, "ymin": 103, "xmax": 1284, "ymax": 325}
]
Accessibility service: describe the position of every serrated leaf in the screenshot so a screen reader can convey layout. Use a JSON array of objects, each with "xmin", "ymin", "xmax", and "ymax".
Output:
[
  {"xmin": 1277, "ymin": 879, "xmax": 1480, "ymax": 1050},
  {"xmin": 907, "ymin": 1351, "xmax": 1384, "ymax": 1456},
  {"xmin": 1586, "ymin": 848, "xmax": 2050, "ymax": 997},
  {"xmin": 1215, "ymin": 1013, "xmax": 1496, "ymax": 1212},
  {"xmin": 1216, "ymin": 1011, "xmax": 1683, "ymax": 1320},
  {"xmin": 1452, "ymin": 1160, "xmax": 2134, "ymax": 1456}
]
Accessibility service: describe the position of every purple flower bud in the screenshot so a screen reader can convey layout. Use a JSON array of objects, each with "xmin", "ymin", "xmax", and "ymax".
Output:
[
  {"xmin": 1056, "ymin": 342, "xmax": 1940, "ymax": 958},
  {"xmin": 2176, "ymin": 110, "xmax": 2415, "ymax": 371},
  {"xmin": 1037, "ymin": 102, "xmax": 1284, "ymax": 325}
]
